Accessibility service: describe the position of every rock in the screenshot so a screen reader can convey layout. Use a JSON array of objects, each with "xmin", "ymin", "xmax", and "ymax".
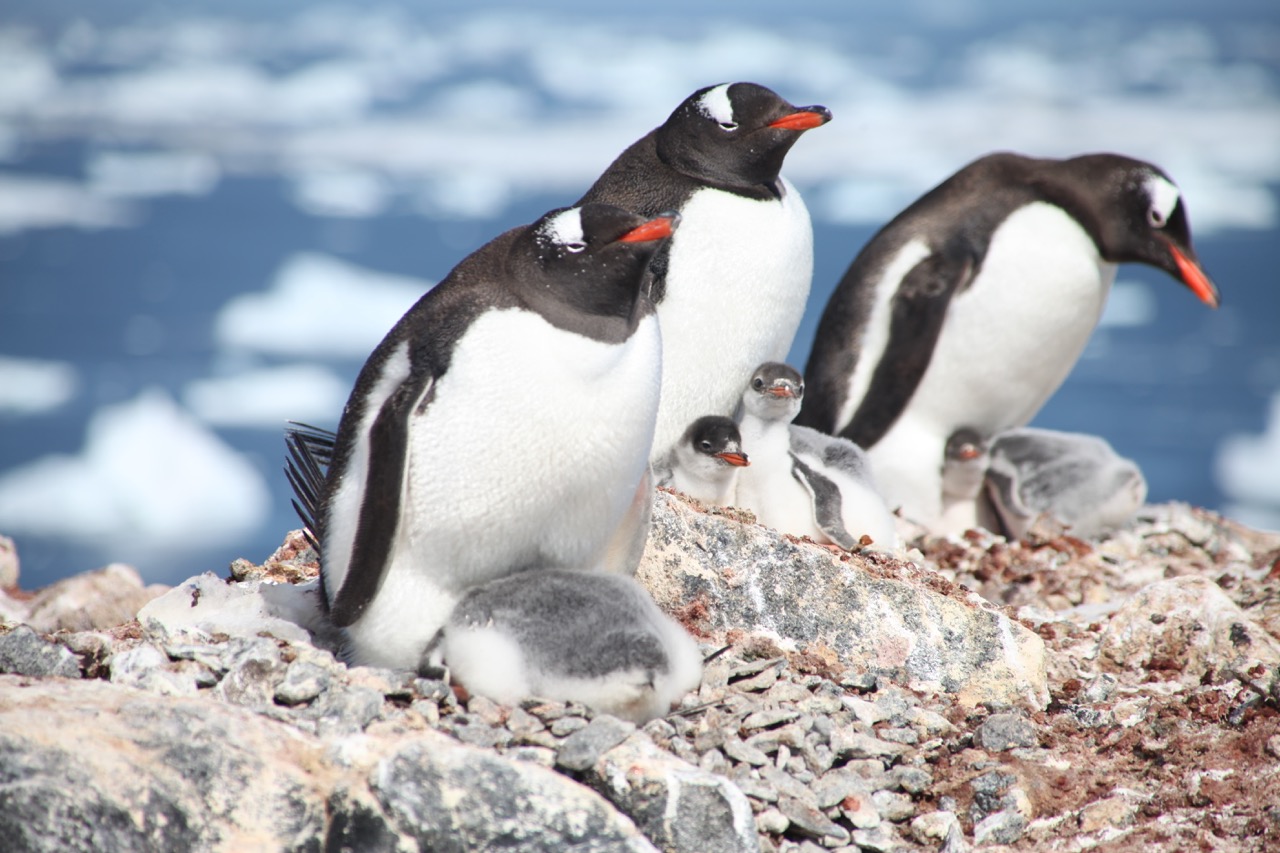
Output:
[
  {"xmin": 0, "ymin": 534, "xmax": 20, "ymax": 589},
  {"xmin": 776, "ymin": 794, "xmax": 848, "ymax": 843},
  {"xmin": 974, "ymin": 810, "xmax": 1027, "ymax": 846},
  {"xmin": 137, "ymin": 573, "xmax": 330, "ymax": 647},
  {"xmin": 1098, "ymin": 576, "xmax": 1280, "ymax": 688},
  {"xmin": 0, "ymin": 625, "xmax": 81, "ymax": 678},
  {"xmin": 586, "ymin": 733, "xmax": 758, "ymax": 853},
  {"xmin": 974, "ymin": 713, "xmax": 1038, "ymax": 751},
  {"xmin": 22, "ymin": 564, "xmax": 167, "ymax": 632},
  {"xmin": 110, "ymin": 643, "xmax": 198, "ymax": 696},
  {"xmin": 1078, "ymin": 795, "xmax": 1138, "ymax": 832},
  {"xmin": 556, "ymin": 716, "xmax": 637, "ymax": 772},
  {"xmin": 910, "ymin": 810, "xmax": 962, "ymax": 845},
  {"xmin": 274, "ymin": 660, "xmax": 331, "ymax": 705},
  {"xmin": 373, "ymin": 736, "xmax": 657, "ymax": 852},
  {"xmin": 638, "ymin": 492, "xmax": 1048, "ymax": 708},
  {"xmin": 0, "ymin": 676, "xmax": 329, "ymax": 851}
]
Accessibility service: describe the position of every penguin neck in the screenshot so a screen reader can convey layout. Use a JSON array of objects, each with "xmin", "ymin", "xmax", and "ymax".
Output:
[
  {"xmin": 654, "ymin": 129, "xmax": 789, "ymax": 201},
  {"xmin": 737, "ymin": 410, "xmax": 793, "ymax": 460},
  {"xmin": 515, "ymin": 277, "xmax": 652, "ymax": 345}
]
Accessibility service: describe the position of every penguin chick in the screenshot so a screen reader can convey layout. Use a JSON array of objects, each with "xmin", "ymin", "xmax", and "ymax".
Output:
[
  {"xmin": 735, "ymin": 362, "xmax": 897, "ymax": 550},
  {"xmin": 985, "ymin": 427, "xmax": 1148, "ymax": 540},
  {"xmin": 438, "ymin": 570, "xmax": 703, "ymax": 724},
  {"xmin": 654, "ymin": 415, "xmax": 750, "ymax": 506}
]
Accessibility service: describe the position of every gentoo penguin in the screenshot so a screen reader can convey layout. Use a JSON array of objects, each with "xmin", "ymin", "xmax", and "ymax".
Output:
[
  {"xmin": 653, "ymin": 415, "xmax": 750, "ymax": 506},
  {"xmin": 576, "ymin": 82, "xmax": 832, "ymax": 461},
  {"xmin": 938, "ymin": 427, "xmax": 1001, "ymax": 535},
  {"xmin": 296, "ymin": 204, "xmax": 677, "ymax": 670},
  {"xmin": 734, "ymin": 362, "xmax": 897, "ymax": 550},
  {"xmin": 434, "ymin": 570, "xmax": 703, "ymax": 724},
  {"xmin": 984, "ymin": 427, "xmax": 1148, "ymax": 540},
  {"xmin": 798, "ymin": 152, "xmax": 1219, "ymax": 529}
]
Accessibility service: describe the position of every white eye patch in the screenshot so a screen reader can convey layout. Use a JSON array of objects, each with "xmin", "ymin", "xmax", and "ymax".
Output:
[
  {"xmin": 696, "ymin": 83, "xmax": 734, "ymax": 126},
  {"xmin": 540, "ymin": 208, "xmax": 585, "ymax": 249},
  {"xmin": 1145, "ymin": 174, "xmax": 1180, "ymax": 227}
]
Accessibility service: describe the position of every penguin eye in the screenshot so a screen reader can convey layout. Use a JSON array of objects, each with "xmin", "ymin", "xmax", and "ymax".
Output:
[
  {"xmin": 564, "ymin": 242, "xmax": 587, "ymax": 254},
  {"xmin": 1147, "ymin": 207, "xmax": 1166, "ymax": 229},
  {"xmin": 752, "ymin": 377, "xmax": 765, "ymax": 390},
  {"xmin": 718, "ymin": 121, "xmax": 739, "ymax": 131},
  {"xmin": 699, "ymin": 440, "xmax": 713, "ymax": 451}
]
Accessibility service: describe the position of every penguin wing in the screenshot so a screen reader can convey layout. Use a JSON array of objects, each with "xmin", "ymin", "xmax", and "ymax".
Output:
[
  {"xmin": 329, "ymin": 372, "xmax": 437, "ymax": 626},
  {"xmin": 983, "ymin": 455, "xmax": 1035, "ymax": 539},
  {"xmin": 840, "ymin": 247, "xmax": 978, "ymax": 449},
  {"xmin": 789, "ymin": 451, "xmax": 858, "ymax": 550}
]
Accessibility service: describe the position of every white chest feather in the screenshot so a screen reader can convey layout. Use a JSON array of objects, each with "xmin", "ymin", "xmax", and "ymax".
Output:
[
  {"xmin": 651, "ymin": 178, "xmax": 814, "ymax": 458},
  {"xmin": 734, "ymin": 415, "xmax": 823, "ymax": 540},
  {"xmin": 406, "ymin": 309, "xmax": 661, "ymax": 580}
]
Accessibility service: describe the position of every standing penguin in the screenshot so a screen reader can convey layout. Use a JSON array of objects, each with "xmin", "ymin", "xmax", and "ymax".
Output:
[
  {"xmin": 798, "ymin": 153, "xmax": 1219, "ymax": 528},
  {"xmin": 653, "ymin": 415, "xmax": 751, "ymax": 506},
  {"xmin": 299, "ymin": 204, "xmax": 677, "ymax": 670},
  {"xmin": 577, "ymin": 82, "xmax": 831, "ymax": 461}
]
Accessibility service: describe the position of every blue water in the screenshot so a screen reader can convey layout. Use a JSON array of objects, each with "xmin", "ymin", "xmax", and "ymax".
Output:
[{"xmin": 1, "ymin": 1, "xmax": 1278, "ymax": 588}]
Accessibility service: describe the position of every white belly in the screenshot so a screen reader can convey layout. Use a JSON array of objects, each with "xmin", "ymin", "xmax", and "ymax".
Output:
[
  {"xmin": 346, "ymin": 309, "xmax": 662, "ymax": 668},
  {"xmin": 866, "ymin": 204, "xmax": 1115, "ymax": 526},
  {"xmin": 650, "ymin": 178, "xmax": 814, "ymax": 460}
]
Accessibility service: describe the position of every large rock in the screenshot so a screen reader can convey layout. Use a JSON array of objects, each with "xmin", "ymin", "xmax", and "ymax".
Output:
[
  {"xmin": 1097, "ymin": 575, "xmax": 1280, "ymax": 689},
  {"xmin": 638, "ymin": 492, "xmax": 1049, "ymax": 708},
  {"xmin": 0, "ymin": 676, "xmax": 657, "ymax": 853},
  {"xmin": 22, "ymin": 564, "xmax": 168, "ymax": 633}
]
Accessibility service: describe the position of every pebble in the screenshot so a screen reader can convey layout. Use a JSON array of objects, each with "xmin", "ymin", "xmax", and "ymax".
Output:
[
  {"xmin": 974, "ymin": 810, "xmax": 1027, "ymax": 846},
  {"xmin": 755, "ymin": 807, "xmax": 790, "ymax": 835},
  {"xmin": 975, "ymin": 713, "xmax": 1038, "ymax": 751},
  {"xmin": 871, "ymin": 790, "xmax": 915, "ymax": 822},
  {"xmin": 0, "ymin": 627, "xmax": 81, "ymax": 681},
  {"xmin": 555, "ymin": 715, "xmax": 635, "ymax": 772},
  {"xmin": 274, "ymin": 660, "xmax": 331, "ymax": 705},
  {"xmin": 549, "ymin": 715, "xmax": 589, "ymax": 737},
  {"xmin": 777, "ymin": 795, "xmax": 849, "ymax": 844},
  {"xmin": 910, "ymin": 810, "xmax": 961, "ymax": 845}
]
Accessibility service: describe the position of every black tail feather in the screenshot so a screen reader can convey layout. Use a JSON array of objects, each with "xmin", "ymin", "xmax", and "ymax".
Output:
[{"xmin": 284, "ymin": 421, "xmax": 336, "ymax": 553}]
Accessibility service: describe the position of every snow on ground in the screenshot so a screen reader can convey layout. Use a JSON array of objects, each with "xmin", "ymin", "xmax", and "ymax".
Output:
[
  {"xmin": 0, "ymin": 356, "xmax": 80, "ymax": 415},
  {"xmin": 213, "ymin": 252, "xmax": 428, "ymax": 359},
  {"xmin": 0, "ymin": 389, "xmax": 271, "ymax": 554}
]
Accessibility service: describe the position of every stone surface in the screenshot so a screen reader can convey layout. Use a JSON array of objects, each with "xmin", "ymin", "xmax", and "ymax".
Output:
[
  {"xmin": 0, "ymin": 625, "xmax": 81, "ymax": 678},
  {"xmin": 587, "ymin": 733, "xmax": 758, "ymax": 853},
  {"xmin": 974, "ymin": 712, "xmax": 1039, "ymax": 751},
  {"xmin": 23, "ymin": 564, "xmax": 168, "ymax": 633},
  {"xmin": 637, "ymin": 491, "xmax": 1048, "ymax": 708}
]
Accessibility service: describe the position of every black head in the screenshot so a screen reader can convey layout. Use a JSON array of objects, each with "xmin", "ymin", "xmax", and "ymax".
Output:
[
  {"xmin": 684, "ymin": 415, "xmax": 749, "ymax": 467},
  {"xmin": 944, "ymin": 427, "xmax": 987, "ymax": 463},
  {"xmin": 511, "ymin": 203, "xmax": 680, "ymax": 339},
  {"xmin": 655, "ymin": 82, "xmax": 832, "ymax": 190},
  {"xmin": 1051, "ymin": 154, "xmax": 1219, "ymax": 308}
]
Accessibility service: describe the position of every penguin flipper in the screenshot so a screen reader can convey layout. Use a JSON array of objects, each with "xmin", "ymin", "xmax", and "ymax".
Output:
[
  {"xmin": 983, "ymin": 461, "xmax": 1034, "ymax": 540},
  {"xmin": 790, "ymin": 452, "xmax": 858, "ymax": 550},
  {"xmin": 841, "ymin": 247, "xmax": 978, "ymax": 449},
  {"xmin": 330, "ymin": 375, "xmax": 436, "ymax": 627}
]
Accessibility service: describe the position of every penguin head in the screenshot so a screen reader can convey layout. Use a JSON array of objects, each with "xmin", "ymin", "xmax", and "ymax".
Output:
[
  {"xmin": 1063, "ymin": 155, "xmax": 1220, "ymax": 308},
  {"xmin": 656, "ymin": 82, "xmax": 832, "ymax": 189},
  {"xmin": 941, "ymin": 427, "xmax": 989, "ymax": 500},
  {"xmin": 516, "ymin": 204, "xmax": 679, "ymax": 328},
  {"xmin": 742, "ymin": 361, "xmax": 805, "ymax": 422},
  {"xmin": 683, "ymin": 415, "xmax": 750, "ymax": 469}
]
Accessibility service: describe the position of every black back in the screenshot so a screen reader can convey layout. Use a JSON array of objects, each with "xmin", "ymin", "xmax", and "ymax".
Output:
[{"xmin": 799, "ymin": 152, "xmax": 1210, "ymax": 445}]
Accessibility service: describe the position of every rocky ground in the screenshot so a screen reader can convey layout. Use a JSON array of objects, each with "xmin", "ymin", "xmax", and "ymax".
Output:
[{"xmin": 1, "ymin": 493, "xmax": 1278, "ymax": 852}]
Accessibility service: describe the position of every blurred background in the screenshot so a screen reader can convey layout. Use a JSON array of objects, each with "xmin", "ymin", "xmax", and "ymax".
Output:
[{"xmin": 1, "ymin": 0, "xmax": 1278, "ymax": 588}]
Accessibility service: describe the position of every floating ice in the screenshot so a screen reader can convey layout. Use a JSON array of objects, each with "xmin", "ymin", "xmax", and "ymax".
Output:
[
  {"xmin": 1216, "ymin": 390, "xmax": 1280, "ymax": 527},
  {"xmin": 183, "ymin": 363, "xmax": 350, "ymax": 429},
  {"xmin": 0, "ymin": 173, "xmax": 134, "ymax": 235},
  {"xmin": 0, "ymin": 389, "xmax": 271, "ymax": 553},
  {"xmin": 213, "ymin": 252, "xmax": 428, "ymax": 359},
  {"xmin": 0, "ymin": 356, "xmax": 79, "ymax": 415}
]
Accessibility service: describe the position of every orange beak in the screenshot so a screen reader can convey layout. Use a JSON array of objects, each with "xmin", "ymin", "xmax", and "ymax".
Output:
[
  {"xmin": 1165, "ymin": 239, "xmax": 1220, "ymax": 308},
  {"xmin": 767, "ymin": 386, "xmax": 797, "ymax": 398},
  {"xmin": 619, "ymin": 214, "xmax": 678, "ymax": 244},
  {"xmin": 715, "ymin": 451, "xmax": 750, "ymax": 467},
  {"xmin": 768, "ymin": 107, "xmax": 832, "ymax": 132}
]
